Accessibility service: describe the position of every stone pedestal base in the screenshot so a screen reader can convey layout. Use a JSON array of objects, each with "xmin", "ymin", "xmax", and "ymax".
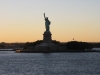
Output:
[
  {"xmin": 43, "ymin": 31, "xmax": 52, "ymax": 43},
  {"xmin": 34, "ymin": 31, "xmax": 58, "ymax": 51}
]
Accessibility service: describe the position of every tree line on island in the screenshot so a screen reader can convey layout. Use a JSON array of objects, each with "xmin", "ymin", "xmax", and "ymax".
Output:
[{"xmin": 0, "ymin": 40, "xmax": 100, "ymax": 52}]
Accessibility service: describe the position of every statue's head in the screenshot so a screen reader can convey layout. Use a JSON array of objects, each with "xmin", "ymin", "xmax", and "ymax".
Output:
[{"xmin": 46, "ymin": 17, "xmax": 48, "ymax": 20}]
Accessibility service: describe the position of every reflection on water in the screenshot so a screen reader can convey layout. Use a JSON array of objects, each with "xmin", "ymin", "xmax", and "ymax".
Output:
[{"xmin": 0, "ymin": 51, "xmax": 100, "ymax": 75}]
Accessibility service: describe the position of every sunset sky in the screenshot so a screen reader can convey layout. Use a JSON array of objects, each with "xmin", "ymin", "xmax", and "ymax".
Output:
[{"xmin": 0, "ymin": 0, "xmax": 100, "ymax": 42}]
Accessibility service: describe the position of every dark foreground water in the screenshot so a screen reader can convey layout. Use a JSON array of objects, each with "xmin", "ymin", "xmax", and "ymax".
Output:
[{"xmin": 0, "ymin": 51, "xmax": 100, "ymax": 75}]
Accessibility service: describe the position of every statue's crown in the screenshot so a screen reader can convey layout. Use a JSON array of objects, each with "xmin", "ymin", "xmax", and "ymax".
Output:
[{"xmin": 46, "ymin": 17, "xmax": 48, "ymax": 19}]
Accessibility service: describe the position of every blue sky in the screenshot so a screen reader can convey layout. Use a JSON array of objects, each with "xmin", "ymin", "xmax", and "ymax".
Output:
[{"xmin": 0, "ymin": 0, "xmax": 100, "ymax": 42}]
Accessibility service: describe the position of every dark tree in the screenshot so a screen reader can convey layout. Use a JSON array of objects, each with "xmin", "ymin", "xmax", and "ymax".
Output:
[{"xmin": 66, "ymin": 41, "xmax": 93, "ymax": 52}]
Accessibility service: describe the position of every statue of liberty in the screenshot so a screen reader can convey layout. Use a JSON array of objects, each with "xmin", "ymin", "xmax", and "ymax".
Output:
[{"xmin": 44, "ymin": 13, "xmax": 51, "ymax": 32}]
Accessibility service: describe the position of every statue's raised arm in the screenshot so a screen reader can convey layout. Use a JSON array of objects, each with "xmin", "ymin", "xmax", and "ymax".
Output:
[{"xmin": 44, "ymin": 13, "xmax": 45, "ymax": 19}]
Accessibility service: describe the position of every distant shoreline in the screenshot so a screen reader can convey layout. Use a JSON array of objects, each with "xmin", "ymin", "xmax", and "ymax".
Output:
[
  {"xmin": 15, "ymin": 49, "xmax": 100, "ymax": 53},
  {"xmin": 0, "ymin": 48, "xmax": 100, "ymax": 53}
]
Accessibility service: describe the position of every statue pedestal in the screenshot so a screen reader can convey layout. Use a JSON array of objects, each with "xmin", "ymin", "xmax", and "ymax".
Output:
[
  {"xmin": 34, "ymin": 31, "xmax": 58, "ymax": 51},
  {"xmin": 43, "ymin": 31, "xmax": 52, "ymax": 43}
]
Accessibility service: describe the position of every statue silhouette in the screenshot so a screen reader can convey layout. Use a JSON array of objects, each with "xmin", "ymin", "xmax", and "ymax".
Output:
[{"xmin": 44, "ymin": 13, "xmax": 51, "ymax": 32}]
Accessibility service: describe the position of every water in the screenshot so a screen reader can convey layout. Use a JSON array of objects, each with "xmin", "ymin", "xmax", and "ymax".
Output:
[{"xmin": 0, "ymin": 51, "xmax": 100, "ymax": 75}]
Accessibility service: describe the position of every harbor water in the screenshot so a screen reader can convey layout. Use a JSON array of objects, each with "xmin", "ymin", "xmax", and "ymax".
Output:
[{"xmin": 0, "ymin": 51, "xmax": 100, "ymax": 75}]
